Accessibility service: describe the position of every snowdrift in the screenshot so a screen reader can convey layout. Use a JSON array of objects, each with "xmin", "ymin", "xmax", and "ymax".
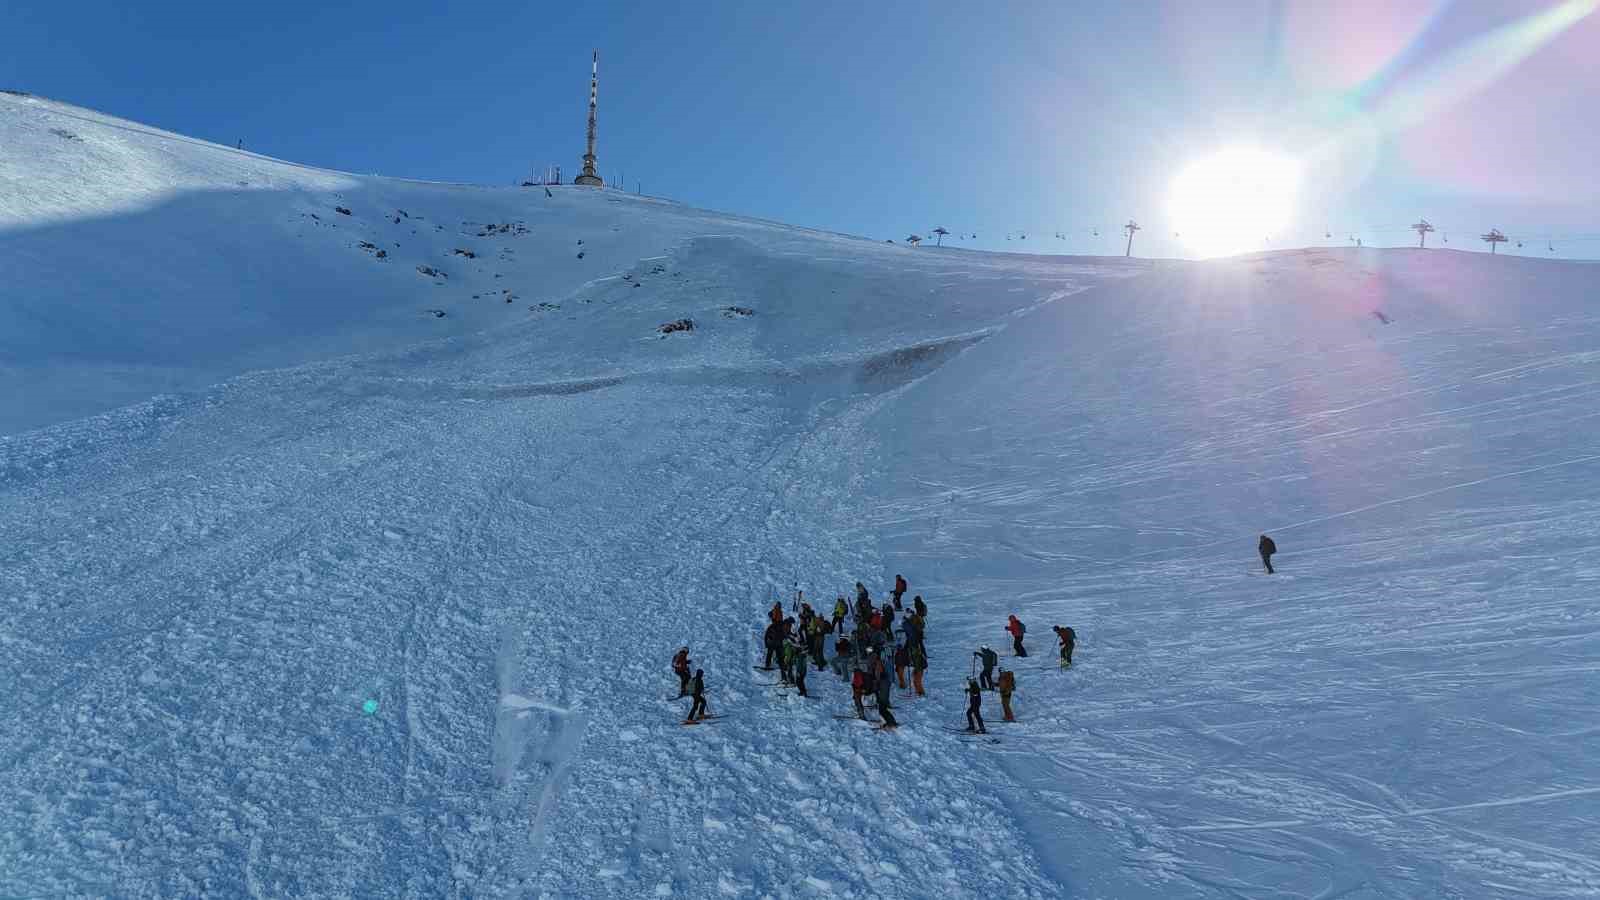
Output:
[{"xmin": 4, "ymin": 93, "xmax": 1600, "ymax": 897}]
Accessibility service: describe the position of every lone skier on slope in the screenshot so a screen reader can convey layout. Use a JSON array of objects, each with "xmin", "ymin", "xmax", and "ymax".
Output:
[
  {"xmin": 1259, "ymin": 534, "xmax": 1277, "ymax": 574},
  {"xmin": 975, "ymin": 645, "xmax": 998, "ymax": 690},
  {"xmin": 965, "ymin": 678, "xmax": 987, "ymax": 734},
  {"xmin": 686, "ymin": 669, "xmax": 709, "ymax": 723},
  {"xmin": 672, "ymin": 647, "xmax": 692, "ymax": 696},
  {"xmin": 1006, "ymin": 615, "xmax": 1028, "ymax": 657},
  {"xmin": 1052, "ymin": 625, "xmax": 1076, "ymax": 668}
]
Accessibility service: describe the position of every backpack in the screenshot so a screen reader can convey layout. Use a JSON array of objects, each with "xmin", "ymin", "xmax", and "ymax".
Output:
[
  {"xmin": 851, "ymin": 670, "xmax": 866, "ymax": 691},
  {"xmin": 1017, "ymin": 620, "xmax": 1026, "ymax": 635},
  {"xmin": 1061, "ymin": 626, "xmax": 1075, "ymax": 644}
]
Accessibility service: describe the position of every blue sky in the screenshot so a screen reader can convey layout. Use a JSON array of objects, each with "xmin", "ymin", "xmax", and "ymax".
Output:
[{"xmin": 7, "ymin": 1, "xmax": 1598, "ymax": 258}]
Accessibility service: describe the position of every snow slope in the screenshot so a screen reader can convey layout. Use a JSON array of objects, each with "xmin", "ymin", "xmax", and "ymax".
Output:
[{"xmin": 4, "ymin": 94, "xmax": 1600, "ymax": 898}]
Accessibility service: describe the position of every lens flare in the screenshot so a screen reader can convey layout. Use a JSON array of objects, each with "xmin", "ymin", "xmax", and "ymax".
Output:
[{"xmin": 1169, "ymin": 147, "xmax": 1302, "ymax": 258}]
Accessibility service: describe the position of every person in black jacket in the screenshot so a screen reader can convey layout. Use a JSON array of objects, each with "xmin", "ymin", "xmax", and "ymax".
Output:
[
  {"xmin": 1258, "ymin": 534, "xmax": 1277, "ymax": 574},
  {"xmin": 763, "ymin": 621, "xmax": 784, "ymax": 671},
  {"xmin": 686, "ymin": 670, "xmax": 708, "ymax": 722},
  {"xmin": 974, "ymin": 645, "xmax": 998, "ymax": 690},
  {"xmin": 965, "ymin": 678, "xmax": 987, "ymax": 733}
]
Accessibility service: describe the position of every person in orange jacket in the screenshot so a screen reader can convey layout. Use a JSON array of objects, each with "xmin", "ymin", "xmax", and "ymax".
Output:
[
  {"xmin": 1006, "ymin": 615, "xmax": 1028, "ymax": 657},
  {"xmin": 910, "ymin": 642, "xmax": 928, "ymax": 696},
  {"xmin": 996, "ymin": 668, "xmax": 1017, "ymax": 722}
]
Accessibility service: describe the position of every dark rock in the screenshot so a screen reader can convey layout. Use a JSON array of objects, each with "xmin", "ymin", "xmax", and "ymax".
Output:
[
  {"xmin": 576, "ymin": 251, "xmax": 585, "ymax": 260},
  {"xmin": 375, "ymin": 250, "xmax": 388, "ymax": 259},
  {"xmin": 417, "ymin": 265, "xmax": 447, "ymax": 278},
  {"xmin": 358, "ymin": 241, "xmax": 376, "ymax": 250},
  {"xmin": 335, "ymin": 206, "xmax": 352, "ymax": 216},
  {"xmin": 425, "ymin": 309, "xmax": 447, "ymax": 318},
  {"xmin": 722, "ymin": 306, "xmax": 754, "ymax": 318},
  {"xmin": 452, "ymin": 248, "xmax": 477, "ymax": 259},
  {"xmin": 398, "ymin": 209, "xmax": 409, "ymax": 218},
  {"xmin": 657, "ymin": 318, "xmax": 695, "ymax": 335}
]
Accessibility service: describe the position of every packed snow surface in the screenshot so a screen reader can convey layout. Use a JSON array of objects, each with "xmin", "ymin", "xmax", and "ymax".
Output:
[{"xmin": 4, "ymin": 92, "xmax": 1600, "ymax": 897}]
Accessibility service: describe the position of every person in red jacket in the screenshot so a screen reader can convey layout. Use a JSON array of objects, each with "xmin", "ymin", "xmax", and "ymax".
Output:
[
  {"xmin": 1006, "ymin": 615, "xmax": 1028, "ymax": 657},
  {"xmin": 672, "ymin": 647, "xmax": 692, "ymax": 697},
  {"xmin": 769, "ymin": 601, "xmax": 784, "ymax": 625}
]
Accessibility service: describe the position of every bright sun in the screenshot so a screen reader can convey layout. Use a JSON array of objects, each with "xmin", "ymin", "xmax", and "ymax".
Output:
[{"xmin": 1169, "ymin": 146, "xmax": 1301, "ymax": 258}]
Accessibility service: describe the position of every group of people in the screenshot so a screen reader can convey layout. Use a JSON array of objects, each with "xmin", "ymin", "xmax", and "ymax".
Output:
[
  {"xmin": 674, "ymin": 536, "xmax": 1279, "ymax": 729},
  {"xmin": 673, "ymin": 573, "xmax": 1081, "ymax": 734},
  {"xmin": 752, "ymin": 577, "xmax": 930, "ymax": 729}
]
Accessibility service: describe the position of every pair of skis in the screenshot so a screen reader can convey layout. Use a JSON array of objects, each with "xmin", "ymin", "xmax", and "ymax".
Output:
[{"xmin": 940, "ymin": 726, "xmax": 1001, "ymax": 743}]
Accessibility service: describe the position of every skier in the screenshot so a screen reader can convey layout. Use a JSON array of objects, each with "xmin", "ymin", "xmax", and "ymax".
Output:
[
  {"xmin": 881, "ymin": 601, "xmax": 896, "ymax": 634},
  {"xmin": 769, "ymin": 601, "xmax": 784, "ymax": 625},
  {"xmin": 910, "ymin": 641, "xmax": 928, "ymax": 696},
  {"xmin": 763, "ymin": 619, "xmax": 784, "ymax": 671},
  {"xmin": 964, "ymin": 678, "xmax": 987, "ymax": 734},
  {"xmin": 997, "ymin": 668, "xmax": 1016, "ymax": 722},
  {"xmin": 831, "ymin": 597, "xmax": 848, "ymax": 633},
  {"xmin": 1006, "ymin": 615, "xmax": 1028, "ymax": 657},
  {"xmin": 786, "ymin": 639, "xmax": 809, "ymax": 697},
  {"xmin": 1259, "ymin": 534, "xmax": 1277, "ymax": 574},
  {"xmin": 855, "ymin": 581, "xmax": 870, "ymax": 606},
  {"xmin": 893, "ymin": 642, "xmax": 910, "ymax": 690},
  {"xmin": 1052, "ymin": 626, "xmax": 1076, "ymax": 668},
  {"xmin": 808, "ymin": 614, "xmax": 829, "ymax": 669},
  {"xmin": 672, "ymin": 647, "xmax": 692, "ymax": 697},
  {"xmin": 974, "ymin": 645, "xmax": 998, "ymax": 690},
  {"xmin": 912, "ymin": 595, "xmax": 927, "ymax": 621},
  {"xmin": 892, "ymin": 574, "xmax": 908, "ymax": 608},
  {"xmin": 686, "ymin": 669, "xmax": 709, "ymax": 723},
  {"xmin": 831, "ymin": 634, "xmax": 854, "ymax": 679},
  {"xmin": 851, "ymin": 666, "xmax": 869, "ymax": 719},
  {"xmin": 871, "ymin": 652, "xmax": 898, "ymax": 728},
  {"xmin": 902, "ymin": 611, "xmax": 925, "ymax": 656}
]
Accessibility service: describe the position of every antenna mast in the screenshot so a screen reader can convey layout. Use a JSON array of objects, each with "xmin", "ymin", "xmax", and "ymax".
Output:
[{"xmin": 575, "ymin": 50, "xmax": 604, "ymax": 187}]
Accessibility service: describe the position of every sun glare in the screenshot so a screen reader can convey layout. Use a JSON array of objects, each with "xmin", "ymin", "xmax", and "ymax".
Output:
[{"xmin": 1169, "ymin": 147, "xmax": 1302, "ymax": 258}]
